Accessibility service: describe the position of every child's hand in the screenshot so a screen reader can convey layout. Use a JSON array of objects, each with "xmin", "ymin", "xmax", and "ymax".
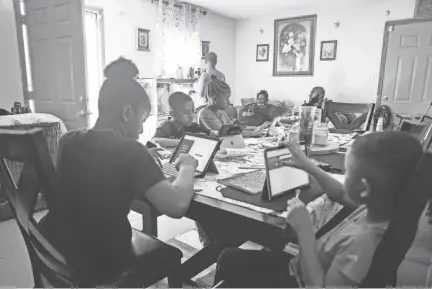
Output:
[
  {"xmin": 148, "ymin": 147, "xmax": 163, "ymax": 167},
  {"xmin": 175, "ymin": 154, "xmax": 198, "ymax": 171},
  {"xmin": 286, "ymin": 198, "xmax": 313, "ymax": 234},
  {"xmin": 282, "ymin": 142, "xmax": 314, "ymax": 172}
]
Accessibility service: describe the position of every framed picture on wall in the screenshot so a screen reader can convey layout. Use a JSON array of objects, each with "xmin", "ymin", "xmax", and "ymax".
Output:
[
  {"xmin": 320, "ymin": 40, "xmax": 337, "ymax": 61},
  {"xmin": 137, "ymin": 28, "xmax": 150, "ymax": 51},
  {"xmin": 201, "ymin": 41, "xmax": 210, "ymax": 59},
  {"xmin": 415, "ymin": 0, "xmax": 432, "ymax": 17},
  {"xmin": 256, "ymin": 44, "xmax": 270, "ymax": 61},
  {"xmin": 273, "ymin": 14, "xmax": 317, "ymax": 76}
]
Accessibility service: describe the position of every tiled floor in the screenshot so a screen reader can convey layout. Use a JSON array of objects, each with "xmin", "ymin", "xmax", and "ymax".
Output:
[{"xmin": 0, "ymin": 210, "xmax": 195, "ymax": 287}]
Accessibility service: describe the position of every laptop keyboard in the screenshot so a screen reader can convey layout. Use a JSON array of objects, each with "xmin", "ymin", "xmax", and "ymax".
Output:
[
  {"xmin": 162, "ymin": 163, "xmax": 179, "ymax": 177},
  {"xmin": 162, "ymin": 162, "xmax": 200, "ymax": 177}
]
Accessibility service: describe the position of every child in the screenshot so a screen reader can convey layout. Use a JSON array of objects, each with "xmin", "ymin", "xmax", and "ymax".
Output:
[
  {"xmin": 198, "ymin": 75, "xmax": 233, "ymax": 131},
  {"xmin": 153, "ymin": 92, "xmax": 211, "ymax": 148},
  {"xmin": 214, "ymin": 131, "xmax": 423, "ymax": 287},
  {"xmin": 39, "ymin": 58, "xmax": 198, "ymax": 286}
]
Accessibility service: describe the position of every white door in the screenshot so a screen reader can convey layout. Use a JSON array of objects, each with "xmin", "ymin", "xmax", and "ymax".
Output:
[
  {"xmin": 379, "ymin": 19, "xmax": 432, "ymax": 118},
  {"xmin": 24, "ymin": 0, "xmax": 88, "ymax": 130}
]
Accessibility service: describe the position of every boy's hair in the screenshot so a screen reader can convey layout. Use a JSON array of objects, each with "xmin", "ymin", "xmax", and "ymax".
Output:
[
  {"xmin": 204, "ymin": 75, "xmax": 231, "ymax": 102},
  {"xmin": 104, "ymin": 57, "xmax": 139, "ymax": 79},
  {"xmin": 350, "ymin": 131, "xmax": 423, "ymax": 197},
  {"xmin": 257, "ymin": 90, "xmax": 269, "ymax": 100},
  {"xmin": 311, "ymin": 86, "xmax": 325, "ymax": 96},
  {"xmin": 98, "ymin": 58, "xmax": 150, "ymax": 115},
  {"xmin": 169, "ymin": 92, "xmax": 193, "ymax": 111},
  {"xmin": 205, "ymin": 52, "xmax": 218, "ymax": 65}
]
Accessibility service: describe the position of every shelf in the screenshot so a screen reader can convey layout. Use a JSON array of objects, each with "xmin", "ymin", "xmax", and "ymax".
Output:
[{"xmin": 156, "ymin": 78, "xmax": 197, "ymax": 84}]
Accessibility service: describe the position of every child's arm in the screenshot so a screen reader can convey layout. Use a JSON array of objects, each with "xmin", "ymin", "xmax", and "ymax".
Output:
[
  {"xmin": 284, "ymin": 142, "xmax": 358, "ymax": 208},
  {"xmin": 287, "ymin": 199, "xmax": 360, "ymax": 287},
  {"xmin": 286, "ymin": 198, "xmax": 325, "ymax": 286},
  {"xmin": 152, "ymin": 121, "xmax": 181, "ymax": 148},
  {"xmin": 153, "ymin": 138, "xmax": 180, "ymax": 148}
]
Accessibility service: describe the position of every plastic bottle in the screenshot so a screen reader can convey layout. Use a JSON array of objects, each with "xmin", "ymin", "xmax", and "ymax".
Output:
[{"xmin": 289, "ymin": 122, "xmax": 300, "ymax": 144}]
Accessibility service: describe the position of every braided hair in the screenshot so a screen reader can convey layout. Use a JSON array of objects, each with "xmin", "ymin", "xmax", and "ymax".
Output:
[{"xmin": 204, "ymin": 75, "xmax": 231, "ymax": 104}]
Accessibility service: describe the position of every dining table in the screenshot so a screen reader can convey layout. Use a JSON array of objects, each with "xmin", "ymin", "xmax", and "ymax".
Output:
[{"xmin": 132, "ymin": 133, "xmax": 354, "ymax": 282}]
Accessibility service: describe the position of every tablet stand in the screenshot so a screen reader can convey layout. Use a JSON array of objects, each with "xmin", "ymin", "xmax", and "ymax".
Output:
[
  {"xmin": 207, "ymin": 159, "xmax": 219, "ymax": 174},
  {"xmin": 261, "ymin": 178, "xmax": 271, "ymax": 202}
]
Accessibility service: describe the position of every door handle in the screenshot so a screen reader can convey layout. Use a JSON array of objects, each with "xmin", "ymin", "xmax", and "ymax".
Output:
[
  {"xmin": 79, "ymin": 96, "xmax": 89, "ymax": 103},
  {"xmin": 76, "ymin": 110, "xmax": 93, "ymax": 118},
  {"xmin": 383, "ymin": 96, "xmax": 389, "ymax": 101}
]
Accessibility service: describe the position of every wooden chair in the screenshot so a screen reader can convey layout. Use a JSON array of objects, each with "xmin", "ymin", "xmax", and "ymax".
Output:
[
  {"xmin": 0, "ymin": 129, "xmax": 182, "ymax": 287},
  {"xmin": 321, "ymin": 100, "xmax": 375, "ymax": 132},
  {"xmin": 360, "ymin": 152, "xmax": 432, "ymax": 287},
  {"xmin": 398, "ymin": 120, "xmax": 432, "ymax": 150}
]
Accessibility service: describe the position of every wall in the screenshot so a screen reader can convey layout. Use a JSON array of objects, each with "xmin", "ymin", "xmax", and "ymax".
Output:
[
  {"xmin": 0, "ymin": 0, "xmax": 23, "ymax": 109},
  {"xmin": 84, "ymin": 0, "xmax": 236, "ymax": 86},
  {"xmin": 233, "ymin": 0, "xmax": 416, "ymax": 105}
]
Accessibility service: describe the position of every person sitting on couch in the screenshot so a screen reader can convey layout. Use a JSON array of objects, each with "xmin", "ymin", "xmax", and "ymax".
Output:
[{"xmin": 239, "ymin": 90, "xmax": 276, "ymax": 126}]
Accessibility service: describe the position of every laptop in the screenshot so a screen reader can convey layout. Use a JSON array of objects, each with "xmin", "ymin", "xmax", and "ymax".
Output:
[
  {"xmin": 162, "ymin": 133, "xmax": 221, "ymax": 178},
  {"xmin": 218, "ymin": 124, "xmax": 246, "ymax": 149}
]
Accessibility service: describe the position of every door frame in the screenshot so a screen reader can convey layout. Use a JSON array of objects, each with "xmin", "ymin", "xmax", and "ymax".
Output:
[
  {"xmin": 84, "ymin": 6, "xmax": 105, "ymax": 72},
  {"xmin": 12, "ymin": 0, "xmax": 29, "ymax": 107},
  {"xmin": 376, "ymin": 17, "xmax": 432, "ymax": 111}
]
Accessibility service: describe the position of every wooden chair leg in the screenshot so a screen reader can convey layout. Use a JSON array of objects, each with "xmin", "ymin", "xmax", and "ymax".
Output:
[
  {"xmin": 141, "ymin": 208, "xmax": 158, "ymax": 236},
  {"xmin": 167, "ymin": 261, "xmax": 182, "ymax": 289}
]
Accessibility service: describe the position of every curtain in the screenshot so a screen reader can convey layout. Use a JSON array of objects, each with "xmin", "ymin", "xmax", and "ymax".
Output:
[{"xmin": 156, "ymin": 0, "xmax": 201, "ymax": 79}]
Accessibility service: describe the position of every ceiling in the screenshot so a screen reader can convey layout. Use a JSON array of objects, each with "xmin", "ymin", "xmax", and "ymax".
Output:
[{"xmin": 184, "ymin": 0, "xmax": 315, "ymax": 19}]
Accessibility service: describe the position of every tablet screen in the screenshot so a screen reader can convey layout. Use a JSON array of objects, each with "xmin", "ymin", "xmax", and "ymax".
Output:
[
  {"xmin": 266, "ymin": 147, "xmax": 309, "ymax": 197},
  {"xmin": 171, "ymin": 134, "xmax": 219, "ymax": 173}
]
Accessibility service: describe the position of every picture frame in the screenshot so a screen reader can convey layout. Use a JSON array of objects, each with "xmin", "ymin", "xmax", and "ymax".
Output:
[
  {"xmin": 256, "ymin": 44, "xmax": 270, "ymax": 62},
  {"xmin": 273, "ymin": 14, "xmax": 317, "ymax": 76},
  {"xmin": 201, "ymin": 41, "xmax": 210, "ymax": 59},
  {"xmin": 415, "ymin": 0, "xmax": 432, "ymax": 17},
  {"xmin": 137, "ymin": 28, "xmax": 150, "ymax": 51},
  {"xmin": 320, "ymin": 40, "xmax": 338, "ymax": 61}
]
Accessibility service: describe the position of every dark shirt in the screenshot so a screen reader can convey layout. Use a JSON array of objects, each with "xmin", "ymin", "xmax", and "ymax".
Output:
[
  {"xmin": 40, "ymin": 129, "xmax": 165, "ymax": 284},
  {"xmin": 240, "ymin": 104, "xmax": 274, "ymax": 126},
  {"xmin": 153, "ymin": 120, "xmax": 210, "ymax": 139}
]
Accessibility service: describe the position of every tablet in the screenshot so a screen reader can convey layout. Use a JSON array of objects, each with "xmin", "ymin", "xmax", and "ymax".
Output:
[
  {"xmin": 264, "ymin": 146, "xmax": 310, "ymax": 200},
  {"xmin": 218, "ymin": 124, "xmax": 242, "ymax": 137},
  {"xmin": 169, "ymin": 133, "xmax": 221, "ymax": 175}
]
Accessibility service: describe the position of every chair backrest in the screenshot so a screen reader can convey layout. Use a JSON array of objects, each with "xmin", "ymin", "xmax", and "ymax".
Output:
[
  {"xmin": 321, "ymin": 100, "xmax": 375, "ymax": 131},
  {"xmin": 399, "ymin": 120, "xmax": 432, "ymax": 150},
  {"xmin": 360, "ymin": 151, "xmax": 432, "ymax": 287},
  {"xmin": 0, "ymin": 129, "xmax": 73, "ymax": 286}
]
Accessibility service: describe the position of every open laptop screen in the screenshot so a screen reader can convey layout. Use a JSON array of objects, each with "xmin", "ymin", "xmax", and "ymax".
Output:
[{"xmin": 171, "ymin": 134, "xmax": 220, "ymax": 173}]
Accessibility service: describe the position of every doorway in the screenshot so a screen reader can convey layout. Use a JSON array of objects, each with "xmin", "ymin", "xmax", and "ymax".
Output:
[
  {"xmin": 84, "ymin": 7, "xmax": 104, "ymax": 127},
  {"xmin": 377, "ymin": 18, "xmax": 432, "ymax": 119}
]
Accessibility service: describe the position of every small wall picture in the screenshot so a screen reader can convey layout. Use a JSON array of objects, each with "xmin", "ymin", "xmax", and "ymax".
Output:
[
  {"xmin": 137, "ymin": 28, "xmax": 150, "ymax": 51},
  {"xmin": 320, "ymin": 40, "xmax": 337, "ymax": 61},
  {"xmin": 201, "ymin": 41, "xmax": 210, "ymax": 59},
  {"xmin": 256, "ymin": 44, "xmax": 269, "ymax": 62},
  {"xmin": 415, "ymin": 0, "xmax": 432, "ymax": 17}
]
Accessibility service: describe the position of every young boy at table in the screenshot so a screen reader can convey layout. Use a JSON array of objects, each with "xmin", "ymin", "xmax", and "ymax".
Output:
[
  {"xmin": 39, "ymin": 58, "xmax": 198, "ymax": 286},
  {"xmin": 153, "ymin": 92, "xmax": 212, "ymax": 148},
  {"xmin": 214, "ymin": 131, "xmax": 423, "ymax": 288}
]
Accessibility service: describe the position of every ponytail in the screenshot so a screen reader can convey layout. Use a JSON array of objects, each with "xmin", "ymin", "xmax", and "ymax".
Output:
[{"xmin": 204, "ymin": 75, "xmax": 231, "ymax": 102}]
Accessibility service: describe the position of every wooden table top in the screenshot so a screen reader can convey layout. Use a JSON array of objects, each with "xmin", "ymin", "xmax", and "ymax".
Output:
[{"xmin": 190, "ymin": 137, "xmax": 347, "ymax": 230}]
